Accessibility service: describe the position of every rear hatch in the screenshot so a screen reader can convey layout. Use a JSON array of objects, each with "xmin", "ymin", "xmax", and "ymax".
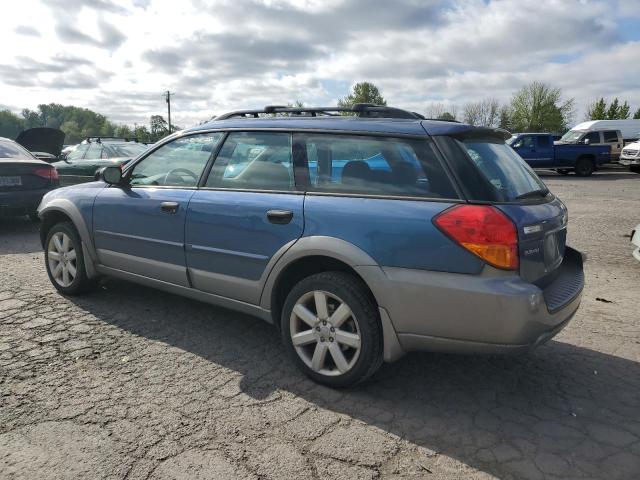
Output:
[{"xmin": 433, "ymin": 129, "xmax": 567, "ymax": 284}]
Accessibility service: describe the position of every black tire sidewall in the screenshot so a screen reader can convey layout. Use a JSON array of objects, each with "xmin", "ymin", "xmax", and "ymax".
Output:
[
  {"xmin": 575, "ymin": 158, "xmax": 594, "ymax": 177},
  {"xmin": 44, "ymin": 222, "xmax": 90, "ymax": 295},
  {"xmin": 280, "ymin": 272, "xmax": 382, "ymax": 388}
]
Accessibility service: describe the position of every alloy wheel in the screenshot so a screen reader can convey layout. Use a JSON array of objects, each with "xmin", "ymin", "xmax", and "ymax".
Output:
[
  {"xmin": 47, "ymin": 232, "xmax": 77, "ymax": 288},
  {"xmin": 290, "ymin": 290, "xmax": 361, "ymax": 376}
]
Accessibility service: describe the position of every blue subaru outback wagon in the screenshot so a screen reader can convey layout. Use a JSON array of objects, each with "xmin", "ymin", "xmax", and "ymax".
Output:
[{"xmin": 38, "ymin": 104, "xmax": 584, "ymax": 387}]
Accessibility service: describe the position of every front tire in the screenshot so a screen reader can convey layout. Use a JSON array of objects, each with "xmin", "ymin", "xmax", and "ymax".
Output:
[
  {"xmin": 281, "ymin": 271, "xmax": 383, "ymax": 388},
  {"xmin": 44, "ymin": 222, "xmax": 93, "ymax": 295}
]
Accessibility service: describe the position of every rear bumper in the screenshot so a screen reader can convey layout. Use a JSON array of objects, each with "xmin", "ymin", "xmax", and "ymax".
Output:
[
  {"xmin": 0, "ymin": 188, "xmax": 53, "ymax": 216},
  {"xmin": 372, "ymin": 247, "xmax": 584, "ymax": 356}
]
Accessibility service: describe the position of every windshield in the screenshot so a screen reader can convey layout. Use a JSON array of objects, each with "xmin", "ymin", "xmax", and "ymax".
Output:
[
  {"xmin": 458, "ymin": 139, "xmax": 548, "ymax": 201},
  {"xmin": 0, "ymin": 140, "xmax": 33, "ymax": 159},
  {"xmin": 559, "ymin": 130, "xmax": 584, "ymax": 143},
  {"xmin": 104, "ymin": 143, "xmax": 148, "ymax": 158}
]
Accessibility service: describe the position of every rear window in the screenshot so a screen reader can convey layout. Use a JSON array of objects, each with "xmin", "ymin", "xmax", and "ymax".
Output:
[
  {"xmin": 104, "ymin": 143, "xmax": 148, "ymax": 158},
  {"xmin": 457, "ymin": 139, "xmax": 547, "ymax": 201},
  {"xmin": 294, "ymin": 133, "xmax": 458, "ymax": 199},
  {"xmin": 0, "ymin": 140, "xmax": 32, "ymax": 159}
]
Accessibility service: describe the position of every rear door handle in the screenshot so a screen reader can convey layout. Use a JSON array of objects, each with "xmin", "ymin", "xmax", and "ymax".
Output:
[
  {"xmin": 160, "ymin": 201, "xmax": 179, "ymax": 214},
  {"xmin": 267, "ymin": 209, "xmax": 293, "ymax": 225}
]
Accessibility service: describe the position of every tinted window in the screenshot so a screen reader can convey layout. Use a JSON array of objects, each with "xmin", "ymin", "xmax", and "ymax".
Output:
[
  {"xmin": 129, "ymin": 133, "xmax": 223, "ymax": 187},
  {"xmin": 0, "ymin": 140, "xmax": 32, "ymax": 159},
  {"xmin": 536, "ymin": 136, "xmax": 551, "ymax": 148},
  {"xmin": 84, "ymin": 143, "xmax": 103, "ymax": 159},
  {"xmin": 103, "ymin": 143, "xmax": 147, "ymax": 158},
  {"xmin": 458, "ymin": 139, "xmax": 547, "ymax": 201},
  {"xmin": 603, "ymin": 131, "xmax": 618, "ymax": 143},
  {"xmin": 205, "ymin": 132, "xmax": 293, "ymax": 191},
  {"xmin": 66, "ymin": 144, "xmax": 88, "ymax": 160},
  {"xmin": 584, "ymin": 132, "xmax": 600, "ymax": 144},
  {"xmin": 521, "ymin": 136, "xmax": 535, "ymax": 148},
  {"xmin": 296, "ymin": 133, "xmax": 457, "ymax": 198}
]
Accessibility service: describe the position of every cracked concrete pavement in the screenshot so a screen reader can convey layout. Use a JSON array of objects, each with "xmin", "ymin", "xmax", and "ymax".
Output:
[{"xmin": 1, "ymin": 170, "xmax": 639, "ymax": 479}]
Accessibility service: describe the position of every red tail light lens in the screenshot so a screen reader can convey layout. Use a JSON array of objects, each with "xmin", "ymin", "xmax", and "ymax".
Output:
[
  {"xmin": 33, "ymin": 167, "xmax": 58, "ymax": 182},
  {"xmin": 434, "ymin": 205, "xmax": 519, "ymax": 270}
]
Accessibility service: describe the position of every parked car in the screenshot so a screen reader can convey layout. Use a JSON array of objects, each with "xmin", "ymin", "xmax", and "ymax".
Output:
[
  {"xmin": 560, "ymin": 120, "xmax": 640, "ymax": 162},
  {"xmin": 0, "ymin": 137, "xmax": 59, "ymax": 221},
  {"xmin": 620, "ymin": 141, "xmax": 640, "ymax": 173},
  {"xmin": 38, "ymin": 104, "xmax": 584, "ymax": 387},
  {"xmin": 631, "ymin": 225, "xmax": 640, "ymax": 262},
  {"xmin": 51, "ymin": 137, "xmax": 148, "ymax": 186},
  {"xmin": 508, "ymin": 133, "xmax": 610, "ymax": 176}
]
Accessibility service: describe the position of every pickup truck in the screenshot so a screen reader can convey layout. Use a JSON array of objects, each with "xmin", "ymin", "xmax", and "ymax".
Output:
[{"xmin": 507, "ymin": 133, "xmax": 610, "ymax": 176}]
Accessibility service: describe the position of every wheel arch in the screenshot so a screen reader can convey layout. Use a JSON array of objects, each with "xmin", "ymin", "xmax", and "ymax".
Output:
[{"xmin": 261, "ymin": 236, "xmax": 383, "ymax": 328}]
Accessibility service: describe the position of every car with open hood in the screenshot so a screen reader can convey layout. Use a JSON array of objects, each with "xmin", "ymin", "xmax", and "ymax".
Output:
[{"xmin": 52, "ymin": 137, "xmax": 149, "ymax": 186}]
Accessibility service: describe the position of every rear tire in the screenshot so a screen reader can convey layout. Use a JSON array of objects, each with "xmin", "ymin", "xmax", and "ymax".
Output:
[
  {"xmin": 281, "ymin": 271, "xmax": 383, "ymax": 388},
  {"xmin": 575, "ymin": 158, "xmax": 594, "ymax": 177},
  {"xmin": 44, "ymin": 222, "xmax": 94, "ymax": 295}
]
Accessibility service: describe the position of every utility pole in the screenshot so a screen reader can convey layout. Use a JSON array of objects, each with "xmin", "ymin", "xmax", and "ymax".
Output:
[{"xmin": 165, "ymin": 91, "xmax": 173, "ymax": 133}]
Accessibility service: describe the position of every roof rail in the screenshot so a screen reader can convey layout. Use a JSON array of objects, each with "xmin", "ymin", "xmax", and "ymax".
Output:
[
  {"xmin": 215, "ymin": 104, "xmax": 425, "ymax": 121},
  {"xmin": 85, "ymin": 136, "xmax": 139, "ymax": 143}
]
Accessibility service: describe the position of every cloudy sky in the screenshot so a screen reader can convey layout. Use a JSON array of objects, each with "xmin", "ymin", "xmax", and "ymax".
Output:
[{"xmin": 1, "ymin": 0, "xmax": 639, "ymax": 128}]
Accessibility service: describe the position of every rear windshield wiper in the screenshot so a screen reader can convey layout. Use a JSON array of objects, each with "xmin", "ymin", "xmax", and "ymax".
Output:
[{"xmin": 516, "ymin": 188, "xmax": 549, "ymax": 200}]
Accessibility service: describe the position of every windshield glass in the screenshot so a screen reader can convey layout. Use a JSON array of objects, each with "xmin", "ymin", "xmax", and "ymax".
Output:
[
  {"xmin": 0, "ymin": 140, "xmax": 33, "ymax": 159},
  {"xmin": 559, "ymin": 130, "xmax": 584, "ymax": 143},
  {"xmin": 458, "ymin": 139, "xmax": 548, "ymax": 201},
  {"xmin": 104, "ymin": 143, "xmax": 148, "ymax": 158}
]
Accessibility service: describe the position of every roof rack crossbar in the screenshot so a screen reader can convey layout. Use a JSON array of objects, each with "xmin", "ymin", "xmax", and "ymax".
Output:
[
  {"xmin": 215, "ymin": 104, "xmax": 425, "ymax": 121},
  {"xmin": 85, "ymin": 136, "xmax": 139, "ymax": 143}
]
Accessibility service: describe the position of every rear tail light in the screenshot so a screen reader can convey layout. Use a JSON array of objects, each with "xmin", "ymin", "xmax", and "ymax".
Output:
[
  {"xmin": 434, "ymin": 205, "xmax": 519, "ymax": 270},
  {"xmin": 33, "ymin": 167, "xmax": 59, "ymax": 183}
]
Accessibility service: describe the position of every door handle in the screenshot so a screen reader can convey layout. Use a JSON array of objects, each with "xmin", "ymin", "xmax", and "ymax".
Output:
[
  {"xmin": 267, "ymin": 209, "xmax": 293, "ymax": 225},
  {"xmin": 160, "ymin": 201, "xmax": 179, "ymax": 214}
]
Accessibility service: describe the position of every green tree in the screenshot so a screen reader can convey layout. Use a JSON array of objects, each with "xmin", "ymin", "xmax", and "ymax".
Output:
[
  {"xmin": 587, "ymin": 98, "xmax": 607, "ymax": 120},
  {"xmin": 606, "ymin": 98, "xmax": 620, "ymax": 120},
  {"xmin": 0, "ymin": 110, "xmax": 25, "ymax": 139},
  {"xmin": 509, "ymin": 81, "xmax": 574, "ymax": 133},
  {"xmin": 618, "ymin": 101, "xmax": 630, "ymax": 119},
  {"xmin": 338, "ymin": 82, "xmax": 387, "ymax": 109},
  {"xmin": 150, "ymin": 115, "xmax": 169, "ymax": 142},
  {"xmin": 634, "ymin": 108, "xmax": 640, "ymax": 120},
  {"xmin": 498, "ymin": 105, "xmax": 513, "ymax": 131},
  {"xmin": 437, "ymin": 112, "xmax": 456, "ymax": 121}
]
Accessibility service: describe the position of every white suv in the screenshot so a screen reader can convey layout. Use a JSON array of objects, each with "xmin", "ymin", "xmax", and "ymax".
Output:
[{"xmin": 620, "ymin": 141, "xmax": 640, "ymax": 173}]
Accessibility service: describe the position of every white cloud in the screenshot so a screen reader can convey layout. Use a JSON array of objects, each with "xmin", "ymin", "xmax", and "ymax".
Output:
[{"xmin": 0, "ymin": 0, "xmax": 638, "ymax": 128}]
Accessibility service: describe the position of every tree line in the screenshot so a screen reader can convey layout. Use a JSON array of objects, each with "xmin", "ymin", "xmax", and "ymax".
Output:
[
  {"xmin": 0, "ymin": 103, "xmax": 178, "ymax": 144},
  {"xmin": 338, "ymin": 81, "xmax": 640, "ymax": 133},
  {"xmin": 1, "ymin": 81, "xmax": 638, "ymax": 144}
]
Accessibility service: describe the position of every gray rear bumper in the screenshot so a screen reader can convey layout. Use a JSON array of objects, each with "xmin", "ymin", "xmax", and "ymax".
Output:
[{"xmin": 366, "ymin": 247, "xmax": 584, "ymax": 358}]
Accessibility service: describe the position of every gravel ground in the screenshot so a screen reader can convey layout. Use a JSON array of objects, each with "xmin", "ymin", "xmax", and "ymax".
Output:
[{"xmin": 1, "ymin": 170, "xmax": 639, "ymax": 480}]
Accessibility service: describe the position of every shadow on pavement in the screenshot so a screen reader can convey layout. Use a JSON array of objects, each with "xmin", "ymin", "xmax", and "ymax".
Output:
[
  {"xmin": 65, "ymin": 279, "xmax": 640, "ymax": 480},
  {"xmin": 0, "ymin": 216, "xmax": 42, "ymax": 254}
]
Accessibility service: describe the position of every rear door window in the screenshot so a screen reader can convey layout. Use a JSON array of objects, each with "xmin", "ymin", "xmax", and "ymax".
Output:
[
  {"xmin": 603, "ymin": 131, "xmax": 618, "ymax": 143},
  {"xmin": 294, "ymin": 133, "xmax": 458, "ymax": 199}
]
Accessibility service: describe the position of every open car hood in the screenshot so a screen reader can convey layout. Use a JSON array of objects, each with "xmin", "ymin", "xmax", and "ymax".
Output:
[{"xmin": 15, "ymin": 127, "xmax": 66, "ymax": 156}]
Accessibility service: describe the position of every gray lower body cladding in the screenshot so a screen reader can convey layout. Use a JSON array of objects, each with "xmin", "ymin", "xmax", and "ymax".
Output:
[{"xmin": 366, "ymin": 246, "xmax": 584, "ymax": 356}]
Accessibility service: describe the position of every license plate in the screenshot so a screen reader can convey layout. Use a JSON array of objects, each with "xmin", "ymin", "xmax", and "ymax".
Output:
[{"xmin": 0, "ymin": 176, "xmax": 21, "ymax": 186}]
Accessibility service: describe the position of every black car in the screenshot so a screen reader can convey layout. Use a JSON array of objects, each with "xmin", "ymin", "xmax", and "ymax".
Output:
[{"xmin": 0, "ymin": 137, "xmax": 59, "ymax": 221}]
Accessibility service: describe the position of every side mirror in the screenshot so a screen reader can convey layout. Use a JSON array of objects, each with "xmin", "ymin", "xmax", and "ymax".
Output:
[
  {"xmin": 99, "ymin": 166, "xmax": 123, "ymax": 185},
  {"xmin": 513, "ymin": 141, "xmax": 523, "ymax": 148},
  {"xmin": 583, "ymin": 138, "xmax": 590, "ymax": 145}
]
